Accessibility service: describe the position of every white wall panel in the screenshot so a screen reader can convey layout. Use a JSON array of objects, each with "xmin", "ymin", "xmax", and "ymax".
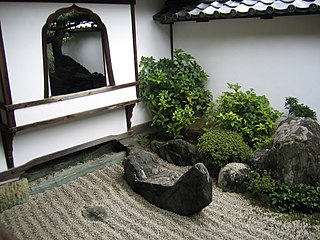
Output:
[
  {"xmin": 173, "ymin": 15, "xmax": 320, "ymax": 119},
  {"xmin": 13, "ymin": 109, "xmax": 127, "ymax": 167},
  {"xmin": 14, "ymin": 86, "xmax": 137, "ymax": 126}
]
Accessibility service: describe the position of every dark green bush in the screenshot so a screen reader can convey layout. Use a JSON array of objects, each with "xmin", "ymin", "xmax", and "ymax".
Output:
[
  {"xmin": 196, "ymin": 129, "xmax": 252, "ymax": 168},
  {"xmin": 285, "ymin": 96, "xmax": 317, "ymax": 120},
  {"xmin": 139, "ymin": 49, "xmax": 212, "ymax": 138},
  {"xmin": 248, "ymin": 170, "xmax": 320, "ymax": 213},
  {"xmin": 205, "ymin": 83, "xmax": 282, "ymax": 149}
]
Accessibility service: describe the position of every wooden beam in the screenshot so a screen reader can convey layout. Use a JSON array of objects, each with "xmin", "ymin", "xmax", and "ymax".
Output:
[
  {"xmin": 0, "ymin": 121, "xmax": 154, "ymax": 182},
  {"xmin": 2, "ymin": 82, "xmax": 138, "ymax": 111},
  {"xmin": 0, "ymin": 134, "xmax": 129, "ymax": 183},
  {"xmin": 0, "ymin": 23, "xmax": 16, "ymax": 169},
  {"xmin": 10, "ymin": 99, "xmax": 140, "ymax": 133},
  {"xmin": 130, "ymin": 4, "xmax": 139, "ymax": 98}
]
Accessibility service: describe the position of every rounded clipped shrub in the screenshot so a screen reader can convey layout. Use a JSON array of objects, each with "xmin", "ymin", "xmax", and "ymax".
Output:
[{"xmin": 197, "ymin": 129, "xmax": 252, "ymax": 169}]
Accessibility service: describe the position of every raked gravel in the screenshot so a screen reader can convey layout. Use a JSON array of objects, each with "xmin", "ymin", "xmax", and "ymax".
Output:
[{"xmin": 0, "ymin": 160, "xmax": 319, "ymax": 240}]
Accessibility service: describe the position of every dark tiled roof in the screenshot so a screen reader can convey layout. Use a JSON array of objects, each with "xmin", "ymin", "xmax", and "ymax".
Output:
[{"xmin": 154, "ymin": 0, "xmax": 320, "ymax": 23}]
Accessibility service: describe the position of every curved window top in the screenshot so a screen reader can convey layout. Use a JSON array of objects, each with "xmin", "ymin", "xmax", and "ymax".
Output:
[{"xmin": 42, "ymin": 4, "xmax": 114, "ymax": 97}]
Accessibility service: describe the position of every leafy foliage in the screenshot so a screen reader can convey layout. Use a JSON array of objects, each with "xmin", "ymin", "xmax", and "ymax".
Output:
[
  {"xmin": 248, "ymin": 170, "xmax": 277, "ymax": 200},
  {"xmin": 248, "ymin": 170, "xmax": 320, "ymax": 213},
  {"xmin": 285, "ymin": 96, "xmax": 317, "ymax": 120},
  {"xmin": 137, "ymin": 135, "xmax": 149, "ymax": 147},
  {"xmin": 205, "ymin": 83, "xmax": 282, "ymax": 149},
  {"xmin": 139, "ymin": 49, "xmax": 212, "ymax": 138},
  {"xmin": 197, "ymin": 129, "xmax": 252, "ymax": 168}
]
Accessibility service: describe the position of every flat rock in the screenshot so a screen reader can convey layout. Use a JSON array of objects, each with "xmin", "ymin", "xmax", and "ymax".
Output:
[{"xmin": 123, "ymin": 149, "xmax": 212, "ymax": 215}]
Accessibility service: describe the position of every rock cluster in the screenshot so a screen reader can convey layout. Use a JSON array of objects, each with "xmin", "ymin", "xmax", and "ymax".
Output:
[{"xmin": 250, "ymin": 117, "xmax": 320, "ymax": 186}]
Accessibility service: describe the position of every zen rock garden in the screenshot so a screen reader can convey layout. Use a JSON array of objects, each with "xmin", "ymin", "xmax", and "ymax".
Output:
[
  {"xmin": 123, "ymin": 117, "xmax": 320, "ymax": 215},
  {"xmin": 1, "ymin": 117, "xmax": 319, "ymax": 216}
]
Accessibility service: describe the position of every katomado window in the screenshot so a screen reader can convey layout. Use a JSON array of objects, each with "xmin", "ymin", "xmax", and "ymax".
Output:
[{"xmin": 42, "ymin": 4, "xmax": 114, "ymax": 97}]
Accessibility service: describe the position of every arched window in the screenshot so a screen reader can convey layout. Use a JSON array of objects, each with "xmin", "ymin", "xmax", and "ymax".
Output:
[{"xmin": 42, "ymin": 4, "xmax": 114, "ymax": 97}]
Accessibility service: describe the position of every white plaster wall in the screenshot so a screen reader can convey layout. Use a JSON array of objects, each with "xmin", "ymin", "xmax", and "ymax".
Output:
[
  {"xmin": 131, "ymin": 0, "xmax": 171, "ymax": 127},
  {"xmin": 15, "ymin": 86, "xmax": 137, "ymax": 126},
  {"xmin": 63, "ymin": 31, "xmax": 104, "ymax": 74},
  {"xmin": 83, "ymin": 3, "xmax": 136, "ymax": 85},
  {"xmin": 0, "ymin": 3, "xmax": 50, "ymax": 103},
  {"xmin": 13, "ymin": 109, "xmax": 127, "ymax": 167},
  {"xmin": 173, "ymin": 15, "xmax": 320, "ymax": 119}
]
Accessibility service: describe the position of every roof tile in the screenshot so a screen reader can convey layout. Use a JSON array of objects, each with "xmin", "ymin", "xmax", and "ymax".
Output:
[
  {"xmin": 254, "ymin": 2, "xmax": 269, "ymax": 10},
  {"xmin": 203, "ymin": 6, "xmax": 219, "ymax": 14},
  {"xmin": 260, "ymin": 0, "xmax": 275, "ymax": 4},
  {"xmin": 235, "ymin": 4, "xmax": 252, "ymax": 12},
  {"xmin": 242, "ymin": 0, "xmax": 259, "ymax": 6},
  {"xmin": 225, "ymin": 0, "xmax": 241, "ymax": 7},
  {"xmin": 271, "ymin": 1, "xmax": 290, "ymax": 10},
  {"xmin": 154, "ymin": 0, "xmax": 320, "ymax": 23}
]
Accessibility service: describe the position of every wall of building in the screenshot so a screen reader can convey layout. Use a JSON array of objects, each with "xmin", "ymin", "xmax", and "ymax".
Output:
[
  {"xmin": 0, "ymin": 1, "xmax": 169, "ymax": 172},
  {"xmin": 173, "ymin": 15, "xmax": 320, "ymax": 119},
  {"xmin": 0, "ymin": 2, "xmax": 136, "ymax": 103},
  {"xmin": 0, "ymin": 0, "xmax": 170, "ymax": 172},
  {"xmin": 131, "ymin": 0, "xmax": 171, "ymax": 127}
]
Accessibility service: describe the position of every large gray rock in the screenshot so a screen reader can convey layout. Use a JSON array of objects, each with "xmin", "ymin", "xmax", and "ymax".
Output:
[
  {"xmin": 218, "ymin": 163, "xmax": 251, "ymax": 193},
  {"xmin": 123, "ymin": 149, "xmax": 212, "ymax": 216},
  {"xmin": 150, "ymin": 139, "xmax": 199, "ymax": 166},
  {"xmin": 250, "ymin": 117, "xmax": 320, "ymax": 186}
]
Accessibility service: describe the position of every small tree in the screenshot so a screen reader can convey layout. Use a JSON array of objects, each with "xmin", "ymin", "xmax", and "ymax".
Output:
[
  {"xmin": 205, "ymin": 83, "xmax": 282, "ymax": 149},
  {"xmin": 139, "ymin": 49, "xmax": 212, "ymax": 138},
  {"xmin": 285, "ymin": 96, "xmax": 317, "ymax": 120}
]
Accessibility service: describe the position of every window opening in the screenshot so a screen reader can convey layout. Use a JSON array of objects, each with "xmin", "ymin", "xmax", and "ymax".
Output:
[{"xmin": 43, "ymin": 5, "xmax": 114, "ymax": 97}]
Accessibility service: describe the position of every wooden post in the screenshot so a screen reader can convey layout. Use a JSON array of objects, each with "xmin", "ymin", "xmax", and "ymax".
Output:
[{"xmin": 0, "ymin": 23, "xmax": 16, "ymax": 169}]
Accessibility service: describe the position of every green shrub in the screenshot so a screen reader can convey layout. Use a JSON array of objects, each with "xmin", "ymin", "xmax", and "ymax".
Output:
[
  {"xmin": 285, "ymin": 96, "xmax": 317, "ymax": 120},
  {"xmin": 248, "ymin": 170, "xmax": 277, "ymax": 203},
  {"xmin": 196, "ymin": 129, "xmax": 252, "ymax": 168},
  {"xmin": 139, "ymin": 49, "xmax": 213, "ymax": 138},
  {"xmin": 137, "ymin": 135, "xmax": 149, "ymax": 147},
  {"xmin": 248, "ymin": 170, "xmax": 320, "ymax": 213},
  {"xmin": 205, "ymin": 83, "xmax": 282, "ymax": 149}
]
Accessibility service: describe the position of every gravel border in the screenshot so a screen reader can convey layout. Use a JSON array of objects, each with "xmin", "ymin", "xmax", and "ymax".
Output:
[{"xmin": 0, "ymin": 161, "xmax": 319, "ymax": 240}]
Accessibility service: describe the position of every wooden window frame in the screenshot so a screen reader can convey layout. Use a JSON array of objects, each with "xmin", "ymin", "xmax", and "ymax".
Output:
[{"xmin": 42, "ymin": 4, "xmax": 115, "ymax": 98}]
